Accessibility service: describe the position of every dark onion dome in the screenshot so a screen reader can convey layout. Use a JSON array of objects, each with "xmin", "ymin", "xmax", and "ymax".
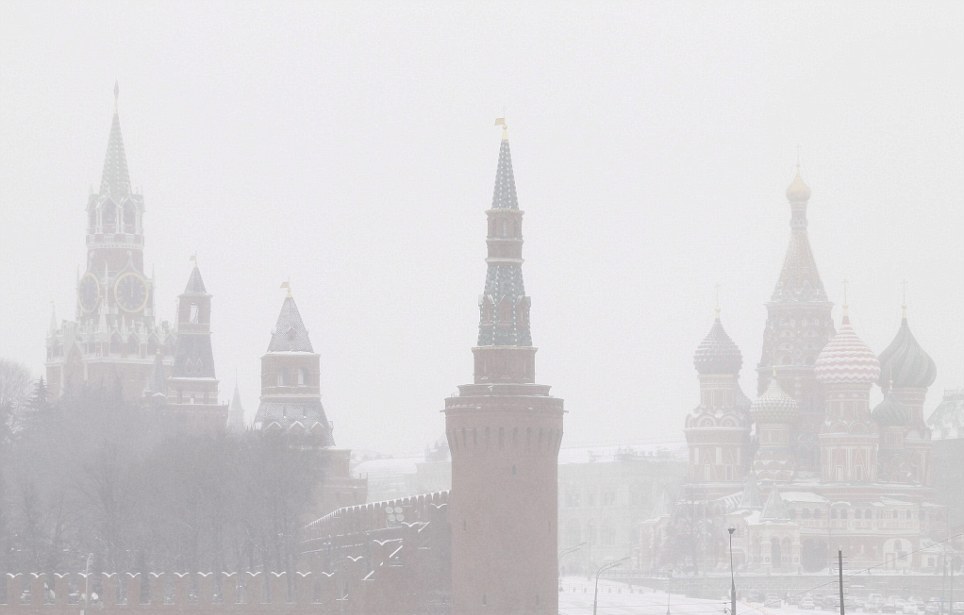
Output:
[
  {"xmin": 872, "ymin": 390, "xmax": 911, "ymax": 426},
  {"xmin": 785, "ymin": 166, "xmax": 811, "ymax": 203},
  {"xmin": 751, "ymin": 377, "xmax": 799, "ymax": 422},
  {"xmin": 693, "ymin": 316, "xmax": 743, "ymax": 375},
  {"xmin": 814, "ymin": 313, "xmax": 881, "ymax": 385},
  {"xmin": 877, "ymin": 316, "xmax": 937, "ymax": 390}
]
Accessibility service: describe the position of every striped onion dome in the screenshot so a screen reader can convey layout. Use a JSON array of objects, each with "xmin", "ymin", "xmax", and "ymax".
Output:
[
  {"xmin": 814, "ymin": 314, "xmax": 881, "ymax": 385},
  {"xmin": 751, "ymin": 377, "xmax": 799, "ymax": 422},
  {"xmin": 693, "ymin": 316, "xmax": 743, "ymax": 375},
  {"xmin": 877, "ymin": 316, "xmax": 937, "ymax": 390}
]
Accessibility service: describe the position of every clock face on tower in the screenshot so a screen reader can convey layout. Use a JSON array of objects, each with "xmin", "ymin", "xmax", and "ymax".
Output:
[
  {"xmin": 114, "ymin": 272, "xmax": 149, "ymax": 313},
  {"xmin": 78, "ymin": 272, "xmax": 100, "ymax": 313}
]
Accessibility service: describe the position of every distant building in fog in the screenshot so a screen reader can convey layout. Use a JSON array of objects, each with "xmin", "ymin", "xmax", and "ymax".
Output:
[
  {"xmin": 928, "ymin": 388, "xmax": 964, "ymax": 543},
  {"xmin": 558, "ymin": 444, "xmax": 686, "ymax": 574},
  {"xmin": 640, "ymin": 167, "xmax": 953, "ymax": 576}
]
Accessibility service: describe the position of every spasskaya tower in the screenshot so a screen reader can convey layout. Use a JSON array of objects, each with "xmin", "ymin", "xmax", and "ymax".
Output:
[{"xmin": 46, "ymin": 85, "xmax": 174, "ymax": 401}]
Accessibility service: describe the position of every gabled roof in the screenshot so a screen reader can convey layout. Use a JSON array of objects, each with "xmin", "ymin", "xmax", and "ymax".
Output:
[
  {"xmin": 760, "ymin": 490, "xmax": 789, "ymax": 521},
  {"xmin": 267, "ymin": 296, "xmax": 313, "ymax": 353}
]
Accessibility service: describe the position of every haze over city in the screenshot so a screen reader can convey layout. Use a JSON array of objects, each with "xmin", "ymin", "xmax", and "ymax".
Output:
[{"xmin": 2, "ymin": 1, "xmax": 962, "ymax": 456}]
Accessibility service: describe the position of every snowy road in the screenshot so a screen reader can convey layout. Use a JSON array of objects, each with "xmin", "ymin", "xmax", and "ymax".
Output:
[{"xmin": 559, "ymin": 577, "xmax": 796, "ymax": 615}]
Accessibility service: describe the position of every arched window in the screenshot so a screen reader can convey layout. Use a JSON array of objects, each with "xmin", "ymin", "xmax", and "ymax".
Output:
[
  {"xmin": 123, "ymin": 203, "xmax": 135, "ymax": 233},
  {"xmin": 297, "ymin": 368, "xmax": 306, "ymax": 385},
  {"xmin": 102, "ymin": 202, "xmax": 116, "ymax": 231},
  {"xmin": 277, "ymin": 369, "xmax": 286, "ymax": 386}
]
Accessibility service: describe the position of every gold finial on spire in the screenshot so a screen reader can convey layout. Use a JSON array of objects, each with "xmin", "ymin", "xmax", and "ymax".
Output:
[
  {"xmin": 113, "ymin": 80, "xmax": 120, "ymax": 113},
  {"xmin": 280, "ymin": 279, "xmax": 292, "ymax": 298},
  {"xmin": 189, "ymin": 252, "xmax": 198, "ymax": 266},
  {"xmin": 796, "ymin": 144, "xmax": 801, "ymax": 169},
  {"xmin": 714, "ymin": 284, "xmax": 721, "ymax": 318},
  {"xmin": 842, "ymin": 279, "xmax": 850, "ymax": 318},
  {"xmin": 495, "ymin": 116, "xmax": 508, "ymax": 141},
  {"xmin": 901, "ymin": 279, "xmax": 908, "ymax": 319}
]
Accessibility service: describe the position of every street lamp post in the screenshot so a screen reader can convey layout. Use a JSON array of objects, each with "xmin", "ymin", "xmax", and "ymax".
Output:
[
  {"xmin": 559, "ymin": 542, "xmax": 586, "ymax": 576},
  {"xmin": 82, "ymin": 553, "xmax": 93, "ymax": 615},
  {"xmin": 728, "ymin": 527, "xmax": 737, "ymax": 615},
  {"xmin": 593, "ymin": 556, "xmax": 630, "ymax": 615},
  {"xmin": 667, "ymin": 569, "xmax": 673, "ymax": 615}
]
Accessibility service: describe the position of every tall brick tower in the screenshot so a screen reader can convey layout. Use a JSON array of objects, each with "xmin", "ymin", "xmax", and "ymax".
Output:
[
  {"xmin": 46, "ymin": 84, "xmax": 174, "ymax": 401},
  {"xmin": 444, "ymin": 122, "xmax": 565, "ymax": 615},
  {"xmin": 758, "ymin": 166, "xmax": 835, "ymax": 473},
  {"xmin": 163, "ymin": 262, "xmax": 228, "ymax": 432},
  {"xmin": 253, "ymin": 289, "xmax": 367, "ymax": 515}
]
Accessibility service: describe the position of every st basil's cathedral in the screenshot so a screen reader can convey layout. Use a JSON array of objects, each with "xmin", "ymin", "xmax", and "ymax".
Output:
[{"xmin": 640, "ymin": 166, "xmax": 948, "ymax": 575}]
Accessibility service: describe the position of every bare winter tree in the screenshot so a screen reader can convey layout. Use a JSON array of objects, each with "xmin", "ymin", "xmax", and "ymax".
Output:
[{"xmin": 1, "ymin": 382, "xmax": 327, "ymax": 579}]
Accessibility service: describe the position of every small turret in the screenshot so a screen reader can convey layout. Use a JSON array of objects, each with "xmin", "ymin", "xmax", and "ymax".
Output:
[{"xmin": 694, "ymin": 314, "xmax": 742, "ymax": 376}]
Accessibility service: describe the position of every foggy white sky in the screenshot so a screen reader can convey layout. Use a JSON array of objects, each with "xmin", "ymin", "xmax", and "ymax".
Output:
[{"xmin": 1, "ymin": 2, "xmax": 962, "ymax": 455}]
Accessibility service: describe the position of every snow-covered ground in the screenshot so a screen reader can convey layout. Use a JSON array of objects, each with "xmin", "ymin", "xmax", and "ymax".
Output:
[{"xmin": 559, "ymin": 577, "xmax": 799, "ymax": 615}]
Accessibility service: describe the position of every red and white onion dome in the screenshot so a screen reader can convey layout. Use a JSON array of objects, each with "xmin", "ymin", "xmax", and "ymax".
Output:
[
  {"xmin": 751, "ymin": 377, "xmax": 799, "ymax": 422},
  {"xmin": 814, "ymin": 314, "xmax": 881, "ymax": 385}
]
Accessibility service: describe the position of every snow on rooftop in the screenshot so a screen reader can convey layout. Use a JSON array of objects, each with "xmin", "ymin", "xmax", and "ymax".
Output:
[
  {"xmin": 780, "ymin": 491, "xmax": 828, "ymax": 503},
  {"xmin": 557, "ymin": 440, "xmax": 686, "ymax": 465}
]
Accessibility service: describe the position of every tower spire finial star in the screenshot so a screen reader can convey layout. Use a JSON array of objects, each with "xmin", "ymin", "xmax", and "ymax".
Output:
[
  {"xmin": 495, "ymin": 115, "xmax": 508, "ymax": 141},
  {"xmin": 113, "ymin": 80, "xmax": 119, "ymax": 113},
  {"xmin": 714, "ymin": 284, "xmax": 721, "ymax": 318},
  {"xmin": 280, "ymin": 279, "xmax": 292, "ymax": 298}
]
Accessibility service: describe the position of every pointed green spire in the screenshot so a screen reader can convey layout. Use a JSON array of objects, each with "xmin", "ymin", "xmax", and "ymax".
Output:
[
  {"xmin": 491, "ymin": 132, "xmax": 519, "ymax": 210},
  {"xmin": 100, "ymin": 82, "xmax": 132, "ymax": 198}
]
